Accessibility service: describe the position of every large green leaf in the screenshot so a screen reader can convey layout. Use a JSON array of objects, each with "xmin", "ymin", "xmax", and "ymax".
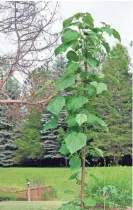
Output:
[
  {"xmin": 63, "ymin": 62, "xmax": 80, "ymax": 76},
  {"xmin": 54, "ymin": 75, "xmax": 75, "ymax": 92},
  {"xmin": 54, "ymin": 43, "xmax": 70, "ymax": 56},
  {"xmin": 47, "ymin": 96, "xmax": 65, "ymax": 116},
  {"xmin": 65, "ymin": 132, "xmax": 87, "ymax": 154},
  {"xmin": 43, "ymin": 117, "xmax": 58, "ymax": 131},
  {"xmin": 90, "ymin": 81, "xmax": 107, "ymax": 94},
  {"xmin": 112, "ymin": 29, "xmax": 121, "ymax": 41},
  {"xmin": 34, "ymin": 80, "xmax": 53, "ymax": 96},
  {"xmin": 87, "ymin": 58, "xmax": 98, "ymax": 68},
  {"xmin": 76, "ymin": 114, "xmax": 87, "ymax": 126},
  {"xmin": 59, "ymin": 144, "xmax": 69, "ymax": 155},
  {"xmin": 86, "ymin": 85, "xmax": 96, "ymax": 97},
  {"xmin": 69, "ymin": 156, "xmax": 81, "ymax": 170},
  {"xmin": 83, "ymin": 13, "xmax": 94, "ymax": 27},
  {"xmin": 86, "ymin": 112, "xmax": 107, "ymax": 127},
  {"xmin": 83, "ymin": 198, "xmax": 96, "ymax": 207},
  {"xmin": 67, "ymin": 96, "xmax": 88, "ymax": 112},
  {"xmin": 62, "ymin": 29, "xmax": 79, "ymax": 43},
  {"xmin": 63, "ymin": 17, "xmax": 73, "ymax": 28},
  {"xmin": 67, "ymin": 50, "xmax": 79, "ymax": 62},
  {"xmin": 101, "ymin": 26, "xmax": 113, "ymax": 36},
  {"xmin": 66, "ymin": 115, "xmax": 77, "ymax": 127}
]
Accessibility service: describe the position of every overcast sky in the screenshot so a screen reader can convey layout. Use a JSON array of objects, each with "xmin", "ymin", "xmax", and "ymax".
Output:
[
  {"xmin": 0, "ymin": 1, "xmax": 132, "ymax": 78},
  {"xmin": 59, "ymin": 1, "xmax": 133, "ymax": 60}
]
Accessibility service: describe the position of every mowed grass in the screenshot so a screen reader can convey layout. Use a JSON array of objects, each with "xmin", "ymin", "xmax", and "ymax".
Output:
[
  {"xmin": 0, "ymin": 201, "xmax": 64, "ymax": 210},
  {"xmin": 0, "ymin": 167, "xmax": 131, "ymax": 201}
]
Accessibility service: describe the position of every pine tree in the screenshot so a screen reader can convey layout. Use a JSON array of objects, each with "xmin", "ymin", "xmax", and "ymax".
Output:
[{"xmin": 90, "ymin": 44, "xmax": 132, "ymax": 165}]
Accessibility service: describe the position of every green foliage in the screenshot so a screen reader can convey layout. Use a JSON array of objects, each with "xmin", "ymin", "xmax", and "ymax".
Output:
[
  {"xmin": 85, "ymin": 173, "xmax": 132, "ymax": 208},
  {"xmin": 47, "ymin": 96, "xmax": 65, "ymax": 116},
  {"xmin": 43, "ymin": 117, "xmax": 58, "ymax": 131},
  {"xmin": 65, "ymin": 132, "xmax": 87, "ymax": 154},
  {"xmin": 34, "ymin": 80, "xmax": 53, "ymax": 96},
  {"xmin": 59, "ymin": 144, "xmax": 69, "ymax": 155},
  {"xmin": 15, "ymin": 114, "xmax": 42, "ymax": 162},
  {"xmin": 76, "ymin": 114, "xmax": 87, "ymax": 126},
  {"xmin": 90, "ymin": 81, "xmax": 107, "ymax": 95},
  {"xmin": 62, "ymin": 29, "xmax": 79, "ymax": 43},
  {"xmin": 67, "ymin": 51, "xmax": 79, "ymax": 62},
  {"xmin": 82, "ymin": 198, "xmax": 96, "ymax": 207},
  {"xmin": 54, "ymin": 75, "xmax": 75, "ymax": 92},
  {"xmin": 45, "ymin": 11, "xmax": 121, "ymax": 207},
  {"xmin": 0, "ymin": 192, "xmax": 16, "ymax": 201},
  {"xmin": 90, "ymin": 44, "xmax": 131, "ymax": 164},
  {"xmin": 66, "ymin": 96, "xmax": 88, "ymax": 112},
  {"xmin": 69, "ymin": 156, "xmax": 81, "ymax": 170}
]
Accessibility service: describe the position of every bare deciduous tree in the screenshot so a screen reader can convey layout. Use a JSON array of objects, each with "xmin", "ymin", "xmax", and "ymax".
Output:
[{"xmin": 0, "ymin": 1, "xmax": 60, "ymax": 105}]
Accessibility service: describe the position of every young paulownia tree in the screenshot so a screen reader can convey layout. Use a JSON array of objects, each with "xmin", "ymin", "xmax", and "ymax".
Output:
[{"xmin": 44, "ymin": 13, "xmax": 121, "ymax": 209}]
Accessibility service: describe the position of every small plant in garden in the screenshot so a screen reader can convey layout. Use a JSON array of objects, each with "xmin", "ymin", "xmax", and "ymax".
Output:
[{"xmin": 43, "ymin": 12, "xmax": 121, "ymax": 209}]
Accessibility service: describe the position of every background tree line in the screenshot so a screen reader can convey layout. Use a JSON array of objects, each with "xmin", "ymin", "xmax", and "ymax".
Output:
[{"xmin": 0, "ymin": 43, "xmax": 132, "ymax": 167}]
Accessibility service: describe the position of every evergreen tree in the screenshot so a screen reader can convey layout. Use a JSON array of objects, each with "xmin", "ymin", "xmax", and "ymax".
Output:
[
  {"xmin": 41, "ymin": 110, "xmax": 66, "ymax": 159},
  {"xmin": 14, "ymin": 111, "xmax": 43, "ymax": 163},
  {"xmin": 90, "ymin": 44, "xmax": 132, "ymax": 165},
  {"xmin": 0, "ymin": 58, "xmax": 21, "ymax": 166}
]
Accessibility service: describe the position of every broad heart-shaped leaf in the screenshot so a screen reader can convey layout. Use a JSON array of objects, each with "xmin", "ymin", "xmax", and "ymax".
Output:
[
  {"xmin": 54, "ymin": 75, "xmax": 75, "ymax": 93},
  {"xmin": 87, "ymin": 58, "xmax": 98, "ymax": 68},
  {"xmin": 63, "ymin": 17, "xmax": 73, "ymax": 28},
  {"xmin": 112, "ymin": 29, "xmax": 121, "ymax": 41},
  {"xmin": 82, "ymin": 13, "xmax": 94, "ymax": 27},
  {"xmin": 65, "ymin": 132, "xmax": 87, "ymax": 154},
  {"xmin": 90, "ymin": 81, "xmax": 107, "ymax": 95},
  {"xmin": 54, "ymin": 43, "xmax": 70, "ymax": 56},
  {"xmin": 86, "ymin": 112, "xmax": 107, "ymax": 128},
  {"xmin": 43, "ymin": 117, "xmax": 58, "ymax": 131},
  {"xmin": 66, "ymin": 115, "xmax": 77, "ymax": 127},
  {"xmin": 63, "ymin": 62, "xmax": 80, "ymax": 76},
  {"xmin": 67, "ymin": 96, "xmax": 88, "ymax": 112},
  {"xmin": 34, "ymin": 80, "xmax": 53, "ymax": 96},
  {"xmin": 83, "ymin": 198, "xmax": 96, "ymax": 207},
  {"xmin": 76, "ymin": 114, "xmax": 87, "ymax": 126},
  {"xmin": 101, "ymin": 26, "xmax": 113, "ymax": 36},
  {"xmin": 62, "ymin": 29, "xmax": 79, "ymax": 43},
  {"xmin": 67, "ymin": 50, "xmax": 79, "ymax": 62},
  {"xmin": 59, "ymin": 144, "xmax": 69, "ymax": 155},
  {"xmin": 47, "ymin": 96, "xmax": 65, "ymax": 116},
  {"xmin": 95, "ymin": 148, "xmax": 104, "ymax": 158},
  {"xmin": 69, "ymin": 156, "xmax": 81, "ymax": 170},
  {"xmin": 69, "ymin": 172, "xmax": 79, "ymax": 180}
]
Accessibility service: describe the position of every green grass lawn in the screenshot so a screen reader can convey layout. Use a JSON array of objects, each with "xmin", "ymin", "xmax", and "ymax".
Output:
[
  {"xmin": 0, "ymin": 201, "xmax": 64, "ymax": 210},
  {"xmin": 0, "ymin": 167, "xmax": 131, "ymax": 201}
]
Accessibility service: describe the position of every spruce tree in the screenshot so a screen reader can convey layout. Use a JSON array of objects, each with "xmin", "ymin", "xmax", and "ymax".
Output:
[{"xmin": 0, "ymin": 58, "xmax": 21, "ymax": 166}]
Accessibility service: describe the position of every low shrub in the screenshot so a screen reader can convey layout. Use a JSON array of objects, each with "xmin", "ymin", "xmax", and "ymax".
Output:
[
  {"xmin": 42, "ymin": 186, "xmax": 57, "ymax": 201},
  {"xmin": 85, "ymin": 174, "xmax": 132, "ymax": 208}
]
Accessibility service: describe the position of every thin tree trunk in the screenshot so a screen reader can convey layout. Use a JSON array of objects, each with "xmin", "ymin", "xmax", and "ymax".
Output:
[
  {"xmin": 81, "ymin": 146, "xmax": 86, "ymax": 208},
  {"xmin": 81, "ymin": 59, "xmax": 88, "ymax": 209},
  {"xmin": 65, "ymin": 158, "xmax": 67, "ymax": 167}
]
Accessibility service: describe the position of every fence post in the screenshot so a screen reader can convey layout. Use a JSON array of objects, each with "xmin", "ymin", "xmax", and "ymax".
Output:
[{"xmin": 27, "ymin": 181, "xmax": 31, "ymax": 201}]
